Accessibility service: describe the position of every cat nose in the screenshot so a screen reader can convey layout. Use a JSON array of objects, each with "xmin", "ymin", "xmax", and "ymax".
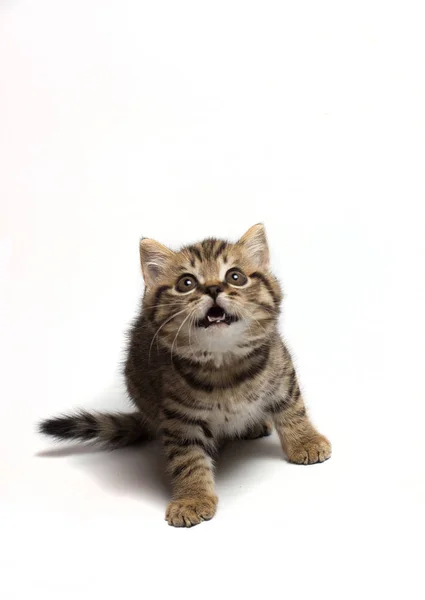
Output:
[{"xmin": 206, "ymin": 285, "xmax": 222, "ymax": 300}]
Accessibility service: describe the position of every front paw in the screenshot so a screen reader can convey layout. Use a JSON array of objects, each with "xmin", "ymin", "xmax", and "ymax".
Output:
[
  {"xmin": 166, "ymin": 495, "xmax": 218, "ymax": 528},
  {"xmin": 287, "ymin": 435, "xmax": 331, "ymax": 465}
]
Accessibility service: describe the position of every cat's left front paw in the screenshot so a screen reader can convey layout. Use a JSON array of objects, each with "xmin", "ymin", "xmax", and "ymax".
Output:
[{"xmin": 287, "ymin": 435, "xmax": 331, "ymax": 465}]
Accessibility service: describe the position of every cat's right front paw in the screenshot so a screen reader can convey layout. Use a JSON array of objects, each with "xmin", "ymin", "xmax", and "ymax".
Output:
[{"xmin": 166, "ymin": 495, "xmax": 218, "ymax": 528}]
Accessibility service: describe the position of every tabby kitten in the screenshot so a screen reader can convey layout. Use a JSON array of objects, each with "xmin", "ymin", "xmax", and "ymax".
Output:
[{"xmin": 40, "ymin": 224, "xmax": 331, "ymax": 527}]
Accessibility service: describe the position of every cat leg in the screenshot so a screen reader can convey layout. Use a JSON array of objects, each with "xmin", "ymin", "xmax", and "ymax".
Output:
[
  {"xmin": 267, "ymin": 368, "xmax": 331, "ymax": 464},
  {"xmin": 160, "ymin": 405, "xmax": 218, "ymax": 527}
]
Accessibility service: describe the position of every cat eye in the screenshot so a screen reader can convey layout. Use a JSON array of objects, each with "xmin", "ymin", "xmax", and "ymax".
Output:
[
  {"xmin": 225, "ymin": 269, "xmax": 248, "ymax": 287},
  {"xmin": 176, "ymin": 274, "xmax": 198, "ymax": 293}
]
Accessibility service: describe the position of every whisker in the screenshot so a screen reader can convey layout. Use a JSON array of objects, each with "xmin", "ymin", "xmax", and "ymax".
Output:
[
  {"xmin": 257, "ymin": 304, "xmax": 277, "ymax": 315},
  {"xmin": 170, "ymin": 308, "xmax": 196, "ymax": 365},
  {"xmin": 232, "ymin": 304, "xmax": 256, "ymax": 341},
  {"xmin": 147, "ymin": 301, "xmax": 188, "ymax": 310},
  {"xmin": 187, "ymin": 311, "xmax": 196, "ymax": 356},
  {"xmin": 226, "ymin": 299, "xmax": 269, "ymax": 334},
  {"xmin": 148, "ymin": 306, "xmax": 191, "ymax": 363}
]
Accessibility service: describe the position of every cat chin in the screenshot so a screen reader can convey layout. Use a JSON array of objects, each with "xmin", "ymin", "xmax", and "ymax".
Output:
[{"xmin": 191, "ymin": 319, "xmax": 249, "ymax": 354}]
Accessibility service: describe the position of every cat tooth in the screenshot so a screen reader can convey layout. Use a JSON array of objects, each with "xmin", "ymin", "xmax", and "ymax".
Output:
[{"xmin": 207, "ymin": 315, "xmax": 225, "ymax": 323}]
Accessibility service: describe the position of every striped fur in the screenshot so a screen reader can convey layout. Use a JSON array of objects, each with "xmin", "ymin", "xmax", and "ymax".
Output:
[
  {"xmin": 39, "ymin": 224, "xmax": 331, "ymax": 527},
  {"xmin": 39, "ymin": 411, "xmax": 150, "ymax": 448}
]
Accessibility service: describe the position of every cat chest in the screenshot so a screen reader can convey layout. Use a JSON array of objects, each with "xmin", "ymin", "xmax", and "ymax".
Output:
[{"xmin": 207, "ymin": 395, "xmax": 266, "ymax": 437}]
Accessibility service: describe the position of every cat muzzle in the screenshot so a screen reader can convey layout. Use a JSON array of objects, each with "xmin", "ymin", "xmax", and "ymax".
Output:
[{"xmin": 196, "ymin": 305, "xmax": 239, "ymax": 328}]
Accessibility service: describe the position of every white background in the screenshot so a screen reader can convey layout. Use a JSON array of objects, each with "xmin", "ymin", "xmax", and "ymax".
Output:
[{"xmin": 1, "ymin": 1, "xmax": 424, "ymax": 599}]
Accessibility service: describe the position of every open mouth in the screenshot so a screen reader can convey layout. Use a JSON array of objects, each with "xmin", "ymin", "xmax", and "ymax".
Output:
[{"xmin": 196, "ymin": 305, "xmax": 239, "ymax": 328}]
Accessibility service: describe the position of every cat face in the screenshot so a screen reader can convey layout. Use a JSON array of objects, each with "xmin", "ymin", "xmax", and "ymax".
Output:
[{"xmin": 140, "ymin": 224, "xmax": 282, "ymax": 355}]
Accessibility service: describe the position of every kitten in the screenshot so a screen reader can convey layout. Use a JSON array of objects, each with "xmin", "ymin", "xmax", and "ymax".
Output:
[{"xmin": 39, "ymin": 224, "xmax": 331, "ymax": 527}]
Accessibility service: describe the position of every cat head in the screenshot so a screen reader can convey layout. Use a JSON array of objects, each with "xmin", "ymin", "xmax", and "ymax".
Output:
[{"xmin": 140, "ymin": 224, "xmax": 282, "ymax": 355}]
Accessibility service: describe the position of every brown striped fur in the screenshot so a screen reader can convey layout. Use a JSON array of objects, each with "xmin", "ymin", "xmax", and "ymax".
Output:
[{"xmin": 39, "ymin": 224, "xmax": 331, "ymax": 527}]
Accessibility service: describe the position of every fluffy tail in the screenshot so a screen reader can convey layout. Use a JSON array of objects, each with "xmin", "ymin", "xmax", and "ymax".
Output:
[{"xmin": 38, "ymin": 410, "xmax": 151, "ymax": 449}]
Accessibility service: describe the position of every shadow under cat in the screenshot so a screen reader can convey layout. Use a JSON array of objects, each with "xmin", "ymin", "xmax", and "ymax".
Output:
[{"xmin": 36, "ymin": 432, "xmax": 285, "ymax": 506}]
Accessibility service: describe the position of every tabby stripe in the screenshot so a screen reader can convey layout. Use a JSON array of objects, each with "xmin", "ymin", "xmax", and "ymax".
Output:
[
  {"xmin": 163, "ymin": 448, "xmax": 183, "ymax": 462},
  {"xmin": 167, "ymin": 446, "xmax": 211, "ymax": 462},
  {"xmin": 231, "ymin": 346, "xmax": 270, "ymax": 386},
  {"xmin": 177, "ymin": 464, "xmax": 209, "ymax": 481},
  {"xmin": 237, "ymin": 341, "xmax": 265, "ymax": 349},
  {"xmin": 258, "ymin": 302, "xmax": 275, "ymax": 313},
  {"xmin": 161, "ymin": 433, "xmax": 212, "ymax": 455},
  {"xmin": 250, "ymin": 272, "xmax": 278, "ymax": 305},
  {"xmin": 166, "ymin": 445, "xmax": 216, "ymax": 462},
  {"xmin": 162, "ymin": 406, "xmax": 206, "ymax": 428},
  {"xmin": 171, "ymin": 459, "xmax": 208, "ymax": 480},
  {"xmin": 149, "ymin": 285, "xmax": 170, "ymax": 322},
  {"xmin": 243, "ymin": 342, "xmax": 270, "ymax": 362},
  {"xmin": 267, "ymin": 396, "xmax": 289, "ymax": 414},
  {"xmin": 173, "ymin": 366, "xmax": 214, "ymax": 393},
  {"xmin": 284, "ymin": 372, "xmax": 298, "ymax": 406},
  {"xmin": 167, "ymin": 390, "xmax": 213, "ymax": 411},
  {"xmin": 106, "ymin": 415, "xmax": 125, "ymax": 446},
  {"xmin": 201, "ymin": 238, "xmax": 216, "ymax": 259},
  {"xmin": 160, "ymin": 428, "xmax": 183, "ymax": 442},
  {"xmin": 201, "ymin": 425, "xmax": 214, "ymax": 438},
  {"xmin": 171, "ymin": 460, "xmax": 197, "ymax": 479},
  {"xmin": 176, "ymin": 343, "xmax": 269, "ymax": 368},
  {"xmin": 213, "ymin": 241, "xmax": 227, "ymax": 260},
  {"xmin": 267, "ymin": 371, "xmax": 297, "ymax": 414},
  {"xmin": 162, "ymin": 438, "xmax": 210, "ymax": 454},
  {"xmin": 162, "ymin": 406, "xmax": 213, "ymax": 438},
  {"xmin": 187, "ymin": 245, "xmax": 202, "ymax": 262},
  {"xmin": 173, "ymin": 345, "xmax": 270, "ymax": 392},
  {"xmin": 172, "ymin": 355, "xmax": 209, "ymax": 369},
  {"xmin": 165, "ymin": 445, "xmax": 204, "ymax": 464}
]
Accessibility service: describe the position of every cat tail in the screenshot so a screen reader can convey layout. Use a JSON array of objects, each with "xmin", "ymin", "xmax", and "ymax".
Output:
[{"xmin": 38, "ymin": 410, "xmax": 152, "ymax": 449}]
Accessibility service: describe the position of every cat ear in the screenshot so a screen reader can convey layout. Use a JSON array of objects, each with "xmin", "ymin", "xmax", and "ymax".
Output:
[
  {"xmin": 139, "ymin": 238, "xmax": 175, "ymax": 287},
  {"xmin": 238, "ymin": 223, "xmax": 269, "ymax": 269}
]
